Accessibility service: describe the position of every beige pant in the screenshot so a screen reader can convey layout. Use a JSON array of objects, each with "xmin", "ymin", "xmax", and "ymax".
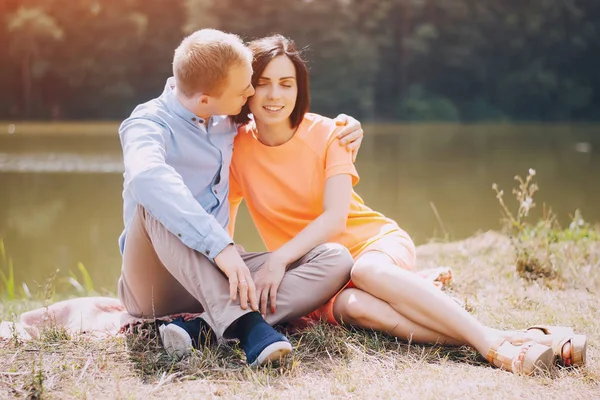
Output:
[{"xmin": 118, "ymin": 206, "xmax": 353, "ymax": 338}]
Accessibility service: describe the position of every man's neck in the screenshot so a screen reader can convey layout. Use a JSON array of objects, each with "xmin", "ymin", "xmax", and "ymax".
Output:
[
  {"xmin": 173, "ymin": 87, "xmax": 211, "ymax": 120},
  {"xmin": 255, "ymin": 119, "xmax": 296, "ymax": 147}
]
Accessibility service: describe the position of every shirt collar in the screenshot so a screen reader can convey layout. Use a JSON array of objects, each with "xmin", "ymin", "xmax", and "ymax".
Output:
[
  {"xmin": 161, "ymin": 78, "xmax": 235, "ymax": 130},
  {"xmin": 162, "ymin": 77, "xmax": 207, "ymax": 125}
]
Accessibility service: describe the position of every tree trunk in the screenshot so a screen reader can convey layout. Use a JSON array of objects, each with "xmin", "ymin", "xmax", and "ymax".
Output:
[{"xmin": 397, "ymin": 0, "xmax": 412, "ymax": 97}]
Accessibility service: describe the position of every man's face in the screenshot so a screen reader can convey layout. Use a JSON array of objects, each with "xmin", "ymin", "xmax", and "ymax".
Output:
[{"xmin": 209, "ymin": 62, "xmax": 255, "ymax": 116}]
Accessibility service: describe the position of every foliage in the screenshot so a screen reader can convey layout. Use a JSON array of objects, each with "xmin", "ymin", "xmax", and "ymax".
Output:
[
  {"xmin": 1, "ymin": 1, "xmax": 600, "ymax": 120},
  {"xmin": 0, "ymin": 239, "xmax": 16, "ymax": 300},
  {"xmin": 493, "ymin": 169, "xmax": 599, "ymax": 285}
]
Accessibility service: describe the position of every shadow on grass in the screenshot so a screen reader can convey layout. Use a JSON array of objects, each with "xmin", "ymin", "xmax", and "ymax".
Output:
[{"xmin": 122, "ymin": 319, "xmax": 487, "ymax": 384}]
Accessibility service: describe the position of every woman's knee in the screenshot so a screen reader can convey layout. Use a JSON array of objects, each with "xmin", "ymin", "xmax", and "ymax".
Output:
[
  {"xmin": 350, "ymin": 259, "xmax": 412, "ymax": 299},
  {"xmin": 333, "ymin": 288, "xmax": 371, "ymax": 325},
  {"xmin": 350, "ymin": 253, "xmax": 390, "ymax": 287}
]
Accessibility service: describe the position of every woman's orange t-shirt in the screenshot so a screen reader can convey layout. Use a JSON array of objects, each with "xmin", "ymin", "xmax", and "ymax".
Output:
[{"xmin": 228, "ymin": 113, "xmax": 402, "ymax": 258}]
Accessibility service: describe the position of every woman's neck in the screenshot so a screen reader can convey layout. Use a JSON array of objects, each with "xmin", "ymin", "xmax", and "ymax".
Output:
[{"xmin": 255, "ymin": 119, "xmax": 296, "ymax": 147}]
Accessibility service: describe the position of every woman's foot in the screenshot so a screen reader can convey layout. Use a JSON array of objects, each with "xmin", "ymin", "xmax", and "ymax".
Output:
[
  {"xmin": 486, "ymin": 337, "xmax": 554, "ymax": 375},
  {"xmin": 524, "ymin": 328, "xmax": 573, "ymax": 365},
  {"xmin": 497, "ymin": 326, "xmax": 584, "ymax": 367}
]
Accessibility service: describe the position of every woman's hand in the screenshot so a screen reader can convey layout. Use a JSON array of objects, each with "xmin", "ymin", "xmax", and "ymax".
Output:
[
  {"xmin": 253, "ymin": 251, "xmax": 289, "ymax": 316},
  {"xmin": 333, "ymin": 114, "xmax": 364, "ymax": 162}
]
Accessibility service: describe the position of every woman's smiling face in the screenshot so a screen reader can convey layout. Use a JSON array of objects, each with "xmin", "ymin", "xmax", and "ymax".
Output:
[{"xmin": 248, "ymin": 55, "xmax": 298, "ymax": 127}]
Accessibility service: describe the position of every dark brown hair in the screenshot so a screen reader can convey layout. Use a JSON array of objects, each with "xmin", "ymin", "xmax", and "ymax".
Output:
[{"xmin": 233, "ymin": 35, "xmax": 310, "ymax": 128}]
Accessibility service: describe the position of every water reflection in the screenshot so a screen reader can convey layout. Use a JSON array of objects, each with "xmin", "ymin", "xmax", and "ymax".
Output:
[{"xmin": 0, "ymin": 124, "xmax": 598, "ymax": 293}]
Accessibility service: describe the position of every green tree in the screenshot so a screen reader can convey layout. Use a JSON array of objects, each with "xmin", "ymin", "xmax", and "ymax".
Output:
[
  {"xmin": 2, "ymin": 0, "xmax": 600, "ymax": 121},
  {"xmin": 6, "ymin": 7, "xmax": 63, "ymax": 117}
]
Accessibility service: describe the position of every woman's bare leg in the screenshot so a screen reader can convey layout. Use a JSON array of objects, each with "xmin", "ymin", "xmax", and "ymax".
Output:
[
  {"xmin": 333, "ymin": 288, "xmax": 463, "ymax": 346},
  {"xmin": 350, "ymin": 252, "xmax": 504, "ymax": 356},
  {"xmin": 332, "ymin": 251, "xmax": 564, "ymax": 372}
]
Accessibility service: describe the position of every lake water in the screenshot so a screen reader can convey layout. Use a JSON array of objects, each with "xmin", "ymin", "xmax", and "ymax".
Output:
[{"xmin": 1, "ymin": 124, "xmax": 598, "ymax": 295}]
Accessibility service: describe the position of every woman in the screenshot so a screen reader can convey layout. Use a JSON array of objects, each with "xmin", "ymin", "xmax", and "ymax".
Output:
[{"xmin": 228, "ymin": 35, "xmax": 586, "ymax": 375}]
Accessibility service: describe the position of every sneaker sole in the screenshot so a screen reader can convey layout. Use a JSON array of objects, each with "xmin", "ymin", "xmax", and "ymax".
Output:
[
  {"xmin": 250, "ymin": 341, "xmax": 293, "ymax": 367},
  {"xmin": 159, "ymin": 324, "xmax": 193, "ymax": 360}
]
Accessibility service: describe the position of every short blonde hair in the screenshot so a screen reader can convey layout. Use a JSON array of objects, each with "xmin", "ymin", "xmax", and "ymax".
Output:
[{"xmin": 173, "ymin": 29, "xmax": 252, "ymax": 97}]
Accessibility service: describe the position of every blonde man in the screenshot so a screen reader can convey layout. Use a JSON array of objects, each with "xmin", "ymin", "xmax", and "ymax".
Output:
[{"xmin": 117, "ymin": 29, "xmax": 363, "ymax": 366}]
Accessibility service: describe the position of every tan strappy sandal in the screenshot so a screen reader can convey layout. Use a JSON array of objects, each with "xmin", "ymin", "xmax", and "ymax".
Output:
[
  {"xmin": 486, "ymin": 338, "xmax": 554, "ymax": 375},
  {"xmin": 524, "ymin": 325, "xmax": 587, "ymax": 367}
]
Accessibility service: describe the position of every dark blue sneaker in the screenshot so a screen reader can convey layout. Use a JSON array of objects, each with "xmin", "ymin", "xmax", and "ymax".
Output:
[
  {"xmin": 242, "ymin": 322, "xmax": 293, "ymax": 367},
  {"xmin": 158, "ymin": 317, "xmax": 213, "ymax": 359}
]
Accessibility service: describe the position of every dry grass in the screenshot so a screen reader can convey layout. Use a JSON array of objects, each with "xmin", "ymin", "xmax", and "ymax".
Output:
[{"xmin": 1, "ymin": 231, "xmax": 599, "ymax": 399}]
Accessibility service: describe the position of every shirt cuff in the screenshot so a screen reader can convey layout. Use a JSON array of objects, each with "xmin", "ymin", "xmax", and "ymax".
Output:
[{"xmin": 197, "ymin": 221, "xmax": 234, "ymax": 262}]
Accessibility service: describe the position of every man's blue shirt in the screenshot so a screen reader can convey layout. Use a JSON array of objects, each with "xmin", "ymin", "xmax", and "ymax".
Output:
[{"xmin": 118, "ymin": 78, "xmax": 236, "ymax": 261}]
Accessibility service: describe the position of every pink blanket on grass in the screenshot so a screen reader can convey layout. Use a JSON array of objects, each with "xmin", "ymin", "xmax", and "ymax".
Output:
[
  {"xmin": 0, "ymin": 297, "xmax": 315, "ymax": 342},
  {"xmin": 0, "ymin": 297, "xmax": 202, "ymax": 342}
]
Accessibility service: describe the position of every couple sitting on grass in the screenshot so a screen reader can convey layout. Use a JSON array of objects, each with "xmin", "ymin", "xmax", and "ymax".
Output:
[{"xmin": 118, "ymin": 29, "xmax": 586, "ymax": 373}]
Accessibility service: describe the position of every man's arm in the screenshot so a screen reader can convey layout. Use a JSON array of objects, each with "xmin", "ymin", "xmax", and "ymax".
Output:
[
  {"xmin": 120, "ymin": 117, "xmax": 232, "ymax": 260},
  {"xmin": 120, "ymin": 118, "xmax": 258, "ymax": 310}
]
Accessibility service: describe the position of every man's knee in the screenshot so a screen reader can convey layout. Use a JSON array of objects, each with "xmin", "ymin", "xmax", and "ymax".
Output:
[
  {"xmin": 312, "ymin": 243, "xmax": 353, "ymax": 264},
  {"xmin": 312, "ymin": 243, "xmax": 354, "ymax": 276}
]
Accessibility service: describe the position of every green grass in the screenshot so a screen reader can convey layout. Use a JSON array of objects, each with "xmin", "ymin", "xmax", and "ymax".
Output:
[
  {"xmin": 0, "ymin": 239, "xmax": 16, "ymax": 301},
  {"xmin": 493, "ymin": 169, "xmax": 600, "ymax": 285},
  {"xmin": 0, "ymin": 242, "xmax": 97, "ymax": 304},
  {"xmin": 67, "ymin": 262, "xmax": 96, "ymax": 295}
]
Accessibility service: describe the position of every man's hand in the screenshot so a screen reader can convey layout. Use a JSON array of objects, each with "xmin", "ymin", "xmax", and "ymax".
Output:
[
  {"xmin": 253, "ymin": 252, "xmax": 288, "ymax": 316},
  {"xmin": 214, "ymin": 244, "xmax": 258, "ymax": 311},
  {"xmin": 334, "ymin": 113, "xmax": 364, "ymax": 162}
]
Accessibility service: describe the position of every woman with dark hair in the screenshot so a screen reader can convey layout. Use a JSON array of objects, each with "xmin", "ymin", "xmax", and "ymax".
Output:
[{"xmin": 227, "ymin": 34, "xmax": 587, "ymax": 375}]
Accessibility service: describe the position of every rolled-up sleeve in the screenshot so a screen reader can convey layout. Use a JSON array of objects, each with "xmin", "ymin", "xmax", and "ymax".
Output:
[{"xmin": 120, "ymin": 117, "xmax": 233, "ymax": 260}]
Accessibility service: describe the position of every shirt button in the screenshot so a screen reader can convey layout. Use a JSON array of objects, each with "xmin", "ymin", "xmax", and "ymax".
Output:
[
  {"xmin": 213, "ymin": 189, "xmax": 218, "ymax": 194},
  {"xmin": 205, "ymin": 250, "xmax": 210, "ymax": 255},
  {"xmin": 191, "ymin": 117, "xmax": 197, "ymax": 122}
]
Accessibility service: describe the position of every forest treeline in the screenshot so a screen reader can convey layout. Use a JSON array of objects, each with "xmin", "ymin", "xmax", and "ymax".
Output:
[{"xmin": 2, "ymin": 0, "xmax": 599, "ymax": 121}]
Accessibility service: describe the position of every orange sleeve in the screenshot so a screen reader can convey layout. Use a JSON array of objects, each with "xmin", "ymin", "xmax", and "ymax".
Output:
[{"xmin": 325, "ymin": 131, "xmax": 359, "ymax": 185}]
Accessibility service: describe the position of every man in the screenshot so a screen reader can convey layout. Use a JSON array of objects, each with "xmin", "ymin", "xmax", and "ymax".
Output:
[{"xmin": 117, "ymin": 29, "xmax": 364, "ymax": 366}]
